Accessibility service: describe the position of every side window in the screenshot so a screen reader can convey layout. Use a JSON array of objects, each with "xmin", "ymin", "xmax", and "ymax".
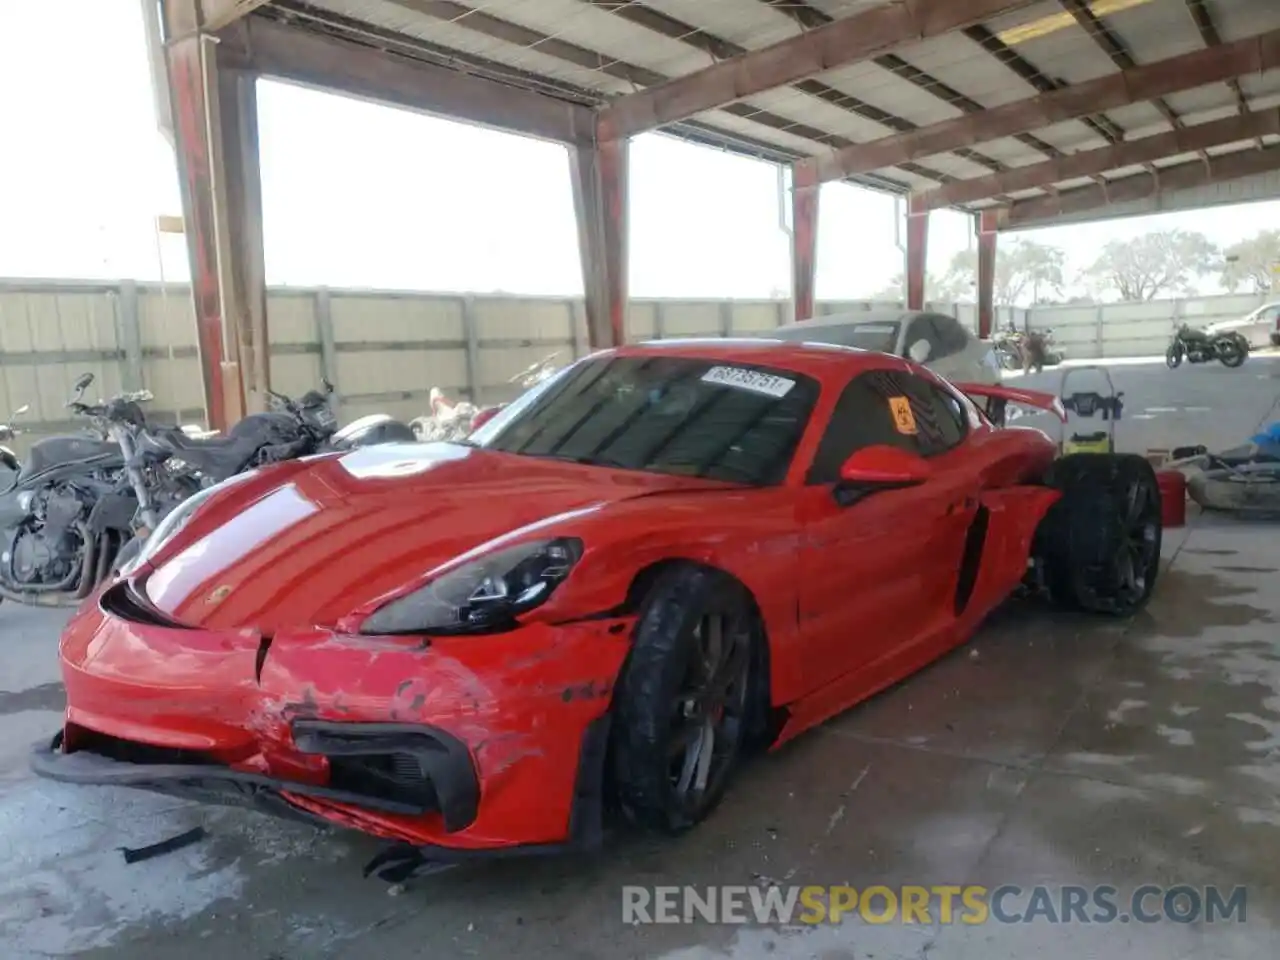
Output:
[
  {"xmin": 808, "ymin": 370, "xmax": 972, "ymax": 483},
  {"xmin": 913, "ymin": 379, "xmax": 969, "ymax": 453},
  {"xmin": 927, "ymin": 315, "xmax": 970, "ymax": 358},
  {"xmin": 807, "ymin": 373, "xmax": 920, "ymax": 484},
  {"xmin": 1261, "ymin": 305, "xmax": 1280, "ymax": 323}
]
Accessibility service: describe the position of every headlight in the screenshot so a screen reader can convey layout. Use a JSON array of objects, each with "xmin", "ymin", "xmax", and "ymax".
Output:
[{"xmin": 360, "ymin": 537, "xmax": 583, "ymax": 636}]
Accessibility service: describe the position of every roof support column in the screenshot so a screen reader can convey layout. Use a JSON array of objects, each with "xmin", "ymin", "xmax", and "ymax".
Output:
[
  {"xmin": 906, "ymin": 196, "xmax": 930, "ymax": 311},
  {"xmin": 790, "ymin": 163, "xmax": 819, "ymax": 323},
  {"xmin": 976, "ymin": 210, "xmax": 998, "ymax": 340},
  {"xmin": 162, "ymin": 0, "xmax": 270, "ymax": 431},
  {"xmin": 570, "ymin": 131, "xmax": 629, "ymax": 349}
]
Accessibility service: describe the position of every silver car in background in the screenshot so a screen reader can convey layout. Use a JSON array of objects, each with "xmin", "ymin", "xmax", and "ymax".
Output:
[
  {"xmin": 768, "ymin": 309, "xmax": 1002, "ymax": 385},
  {"xmin": 1206, "ymin": 301, "xmax": 1280, "ymax": 349}
]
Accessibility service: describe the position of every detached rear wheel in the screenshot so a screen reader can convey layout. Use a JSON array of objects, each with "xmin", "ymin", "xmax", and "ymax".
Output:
[
  {"xmin": 1036, "ymin": 454, "xmax": 1163, "ymax": 616},
  {"xmin": 611, "ymin": 565, "xmax": 761, "ymax": 833}
]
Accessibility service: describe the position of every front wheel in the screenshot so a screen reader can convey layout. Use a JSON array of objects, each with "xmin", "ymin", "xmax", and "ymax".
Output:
[
  {"xmin": 611, "ymin": 564, "xmax": 763, "ymax": 834},
  {"xmin": 1165, "ymin": 343, "xmax": 1184, "ymax": 368},
  {"xmin": 1035, "ymin": 454, "xmax": 1163, "ymax": 616}
]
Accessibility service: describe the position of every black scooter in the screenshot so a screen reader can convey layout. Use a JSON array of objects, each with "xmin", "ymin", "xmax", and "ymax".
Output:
[{"xmin": 1166, "ymin": 324, "xmax": 1248, "ymax": 369}]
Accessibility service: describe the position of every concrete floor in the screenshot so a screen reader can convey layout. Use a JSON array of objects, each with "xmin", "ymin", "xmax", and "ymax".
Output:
[{"xmin": 2, "ymin": 356, "xmax": 1278, "ymax": 959}]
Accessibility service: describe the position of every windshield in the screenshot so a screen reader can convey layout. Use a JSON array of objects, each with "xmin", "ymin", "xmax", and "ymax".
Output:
[
  {"xmin": 472, "ymin": 355, "xmax": 819, "ymax": 485},
  {"xmin": 772, "ymin": 321, "xmax": 901, "ymax": 354}
]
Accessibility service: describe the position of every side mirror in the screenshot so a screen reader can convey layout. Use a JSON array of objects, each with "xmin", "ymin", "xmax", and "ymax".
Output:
[
  {"xmin": 907, "ymin": 339, "xmax": 932, "ymax": 364},
  {"xmin": 14, "ymin": 404, "xmax": 29, "ymax": 417},
  {"xmin": 836, "ymin": 446, "xmax": 931, "ymax": 502},
  {"xmin": 74, "ymin": 372, "xmax": 94, "ymax": 392},
  {"xmin": 322, "ymin": 378, "xmax": 335, "ymax": 395}
]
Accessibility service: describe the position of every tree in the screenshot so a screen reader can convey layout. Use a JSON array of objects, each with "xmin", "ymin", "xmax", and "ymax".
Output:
[
  {"xmin": 1219, "ymin": 230, "xmax": 1280, "ymax": 293},
  {"xmin": 869, "ymin": 270, "xmax": 969, "ymax": 303},
  {"xmin": 1080, "ymin": 229, "xmax": 1219, "ymax": 301},
  {"xmin": 940, "ymin": 238, "xmax": 1067, "ymax": 306}
]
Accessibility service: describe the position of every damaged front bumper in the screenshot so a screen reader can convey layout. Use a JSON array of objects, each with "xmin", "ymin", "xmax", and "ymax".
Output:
[
  {"xmin": 31, "ymin": 719, "xmax": 482, "ymax": 832},
  {"xmin": 35, "ymin": 586, "xmax": 634, "ymax": 854}
]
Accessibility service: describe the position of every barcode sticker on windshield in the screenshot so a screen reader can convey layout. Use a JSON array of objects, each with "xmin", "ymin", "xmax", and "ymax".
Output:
[{"xmin": 701, "ymin": 366, "xmax": 795, "ymax": 398}]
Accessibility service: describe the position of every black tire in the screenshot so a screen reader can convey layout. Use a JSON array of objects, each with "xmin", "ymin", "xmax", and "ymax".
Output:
[
  {"xmin": 611, "ymin": 564, "xmax": 763, "ymax": 834},
  {"xmin": 1165, "ymin": 344, "xmax": 1183, "ymax": 368},
  {"xmin": 1219, "ymin": 338, "xmax": 1247, "ymax": 368},
  {"xmin": 1036, "ymin": 454, "xmax": 1163, "ymax": 616}
]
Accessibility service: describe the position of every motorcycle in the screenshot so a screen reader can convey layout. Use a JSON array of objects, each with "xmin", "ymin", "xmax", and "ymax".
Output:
[
  {"xmin": 1166, "ymin": 323, "xmax": 1248, "ymax": 369},
  {"xmin": 416, "ymin": 351, "xmax": 565, "ymax": 441},
  {"xmin": 0, "ymin": 376, "xmax": 162, "ymax": 607},
  {"xmin": 1039, "ymin": 328, "xmax": 1065, "ymax": 366},
  {"xmin": 110, "ymin": 382, "xmax": 413, "ymax": 576},
  {"xmin": 141, "ymin": 380, "xmax": 346, "ymax": 490},
  {"xmin": 992, "ymin": 328, "xmax": 1025, "ymax": 370},
  {"xmin": 411, "ymin": 388, "xmax": 479, "ymax": 443}
]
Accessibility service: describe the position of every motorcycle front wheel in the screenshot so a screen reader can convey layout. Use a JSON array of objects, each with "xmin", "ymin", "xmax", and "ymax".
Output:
[{"xmin": 1165, "ymin": 343, "xmax": 1184, "ymax": 368}]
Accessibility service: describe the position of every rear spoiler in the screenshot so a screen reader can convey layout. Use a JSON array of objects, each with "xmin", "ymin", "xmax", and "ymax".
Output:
[{"xmin": 954, "ymin": 382, "xmax": 1067, "ymax": 423}]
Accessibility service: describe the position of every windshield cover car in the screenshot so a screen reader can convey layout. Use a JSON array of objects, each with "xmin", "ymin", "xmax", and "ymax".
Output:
[
  {"xmin": 472, "ymin": 355, "xmax": 819, "ymax": 485},
  {"xmin": 773, "ymin": 321, "xmax": 900, "ymax": 354}
]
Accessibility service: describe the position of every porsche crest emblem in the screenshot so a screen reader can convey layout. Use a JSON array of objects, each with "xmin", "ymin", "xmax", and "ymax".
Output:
[{"xmin": 206, "ymin": 585, "xmax": 232, "ymax": 604}]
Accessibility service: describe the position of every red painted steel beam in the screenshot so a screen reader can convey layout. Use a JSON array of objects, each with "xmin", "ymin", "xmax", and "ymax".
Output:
[
  {"xmin": 906, "ymin": 196, "xmax": 929, "ymax": 312},
  {"xmin": 163, "ymin": 1, "xmax": 231, "ymax": 430},
  {"xmin": 235, "ymin": 15, "xmax": 594, "ymax": 144},
  {"xmin": 803, "ymin": 27, "xmax": 1280, "ymax": 184},
  {"xmin": 976, "ymin": 210, "xmax": 997, "ymax": 340},
  {"xmin": 916, "ymin": 107, "xmax": 1280, "ymax": 210},
  {"xmin": 1059, "ymin": 0, "xmax": 1182, "ymax": 128},
  {"xmin": 570, "ymin": 130, "xmax": 630, "ymax": 349},
  {"xmin": 216, "ymin": 64, "xmax": 271, "ymax": 415},
  {"xmin": 997, "ymin": 144, "xmax": 1280, "ymax": 228},
  {"xmin": 596, "ymin": 0, "xmax": 1039, "ymax": 139},
  {"xmin": 790, "ymin": 164, "xmax": 820, "ymax": 323}
]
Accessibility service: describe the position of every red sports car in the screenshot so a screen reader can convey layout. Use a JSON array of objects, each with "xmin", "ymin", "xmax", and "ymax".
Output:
[{"xmin": 33, "ymin": 339, "xmax": 1163, "ymax": 875}]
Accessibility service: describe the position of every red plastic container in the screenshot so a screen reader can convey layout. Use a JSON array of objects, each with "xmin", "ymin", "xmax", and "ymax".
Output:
[{"xmin": 1157, "ymin": 469, "xmax": 1187, "ymax": 528}]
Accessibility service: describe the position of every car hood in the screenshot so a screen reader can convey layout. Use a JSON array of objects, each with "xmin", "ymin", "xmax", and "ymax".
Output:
[{"xmin": 140, "ymin": 442, "xmax": 733, "ymax": 631}]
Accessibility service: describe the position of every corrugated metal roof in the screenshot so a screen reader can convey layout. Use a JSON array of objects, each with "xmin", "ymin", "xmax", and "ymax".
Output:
[
  {"xmin": 1019, "ymin": 165, "xmax": 1280, "ymax": 225},
  {"xmin": 246, "ymin": 0, "xmax": 1280, "ymax": 223}
]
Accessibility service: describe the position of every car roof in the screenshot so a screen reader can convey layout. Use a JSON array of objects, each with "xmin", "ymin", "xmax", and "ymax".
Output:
[
  {"xmin": 777, "ymin": 308, "xmax": 912, "ymax": 330},
  {"xmin": 609, "ymin": 337, "xmax": 904, "ymax": 381}
]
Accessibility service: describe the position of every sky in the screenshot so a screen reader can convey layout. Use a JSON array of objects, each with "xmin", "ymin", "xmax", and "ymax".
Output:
[{"xmin": 2, "ymin": 0, "xmax": 1278, "ymax": 303}]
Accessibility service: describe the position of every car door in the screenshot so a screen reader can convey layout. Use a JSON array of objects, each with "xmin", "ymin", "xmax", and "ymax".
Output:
[{"xmin": 797, "ymin": 368, "xmax": 975, "ymax": 690}]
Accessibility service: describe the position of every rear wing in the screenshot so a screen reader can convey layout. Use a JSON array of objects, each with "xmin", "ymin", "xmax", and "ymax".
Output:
[{"xmin": 954, "ymin": 382, "xmax": 1067, "ymax": 423}]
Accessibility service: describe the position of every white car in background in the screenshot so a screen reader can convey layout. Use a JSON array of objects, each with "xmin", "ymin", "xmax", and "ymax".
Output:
[
  {"xmin": 1206, "ymin": 301, "xmax": 1280, "ymax": 349},
  {"xmin": 769, "ymin": 309, "xmax": 1002, "ymax": 385}
]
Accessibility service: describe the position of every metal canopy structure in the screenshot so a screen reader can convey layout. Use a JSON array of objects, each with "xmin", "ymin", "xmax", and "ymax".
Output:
[{"xmin": 156, "ymin": 0, "xmax": 1280, "ymax": 429}]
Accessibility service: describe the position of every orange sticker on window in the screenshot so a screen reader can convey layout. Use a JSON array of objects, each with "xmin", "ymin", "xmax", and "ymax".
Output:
[{"xmin": 889, "ymin": 396, "xmax": 917, "ymax": 434}]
